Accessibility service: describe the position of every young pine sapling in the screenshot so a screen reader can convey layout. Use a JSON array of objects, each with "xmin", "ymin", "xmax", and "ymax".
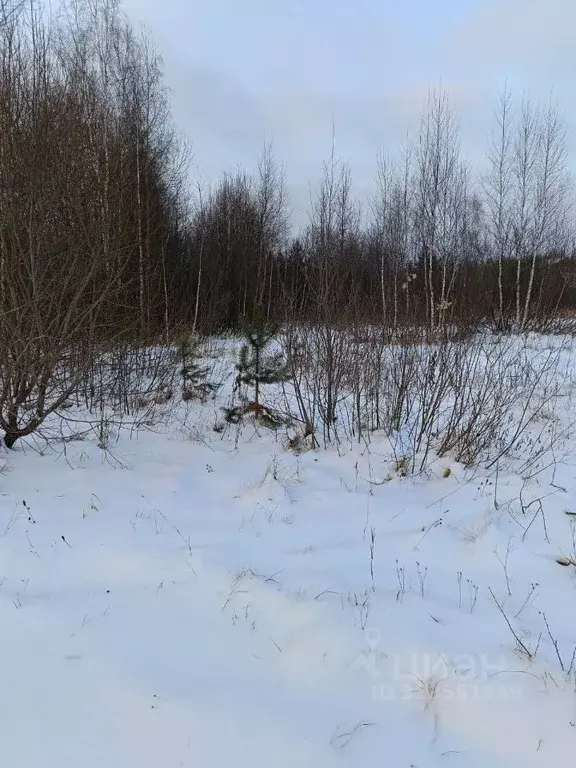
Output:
[{"xmin": 224, "ymin": 310, "xmax": 290, "ymax": 427}]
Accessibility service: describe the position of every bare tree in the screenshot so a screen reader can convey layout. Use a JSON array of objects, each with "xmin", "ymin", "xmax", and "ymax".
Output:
[
  {"xmin": 521, "ymin": 99, "xmax": 568, "ymax": 329},
  {"xmin": 506, "ymin": 96, "xmax": 569, "ymax": 329},
  {"xmin": 254, "ymin": 142, "xmax": 288, "ymax": 318},
  {"xmin": 0, "ymin": 0, "xmax": 25, "ymax": 30},
  {"xmin": 484, "ymin": 85, "xmax": 514, "ymax": 328},
  {"xmin": 0, "ymin": 0, "xmax": 190, "ymax": 447},
  {"xmin": 372, "ymin": 152, "xmax": 395, "ymax": 324},
  {"xmin": 511, "ymin": 98, "xmax": 539, "ymax": 327},
  {"xmin": 414, "ymin": 88, "xmax": 465, "ymax": 330}
]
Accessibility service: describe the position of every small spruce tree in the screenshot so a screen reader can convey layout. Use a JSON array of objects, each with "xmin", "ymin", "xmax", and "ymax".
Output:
[
  {"xmin": 179, "ymin": 336, "xmax": 216, "ymax": 402},
  {"xmin": 224, "ymin": 309, "xmax": 289, "ymax": 426}
]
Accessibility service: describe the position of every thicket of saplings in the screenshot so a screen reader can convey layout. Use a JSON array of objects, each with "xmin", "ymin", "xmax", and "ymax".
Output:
[{"xmin": 0, "ymin": 1, "xmax": 574, "ymax": 475}]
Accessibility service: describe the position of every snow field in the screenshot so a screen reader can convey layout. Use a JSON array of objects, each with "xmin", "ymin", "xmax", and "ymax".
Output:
[{"xmin": 1, "ymin": 334, "xmax": 576, "ymax": 766}]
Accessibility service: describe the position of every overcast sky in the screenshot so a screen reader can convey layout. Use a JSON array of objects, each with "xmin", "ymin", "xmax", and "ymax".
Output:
[{"xmin": 120, "ymin": 0, "xmax": 576, "ymax": 220}]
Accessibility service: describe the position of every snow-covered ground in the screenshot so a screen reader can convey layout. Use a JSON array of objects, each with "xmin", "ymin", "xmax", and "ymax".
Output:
[{"xmin": 1, "ymin": 336, "xmax": 576, "ymax": 767}]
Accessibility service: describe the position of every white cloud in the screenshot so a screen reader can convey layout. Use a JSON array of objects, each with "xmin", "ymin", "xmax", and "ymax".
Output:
[
  {"xmin": 454, "ymin": 0, "xmax": 576, "ymax": 75},
  {"xmin": 119, "ymin": 0, "xmax": 576, "ymax": 211}
]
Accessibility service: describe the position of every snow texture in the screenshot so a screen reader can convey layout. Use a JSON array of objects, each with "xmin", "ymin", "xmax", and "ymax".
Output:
[{"xmin": 1, "ymin": 337, "xmax": 575, "ymax": 767}]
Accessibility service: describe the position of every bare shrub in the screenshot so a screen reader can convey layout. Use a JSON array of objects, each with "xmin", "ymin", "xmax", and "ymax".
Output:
[{"xmin": 281, "ymin": 320, "xmax": 568, "ymax": 475}]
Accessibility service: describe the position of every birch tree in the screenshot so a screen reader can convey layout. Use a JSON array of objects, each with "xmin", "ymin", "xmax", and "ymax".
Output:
[
  {"xmin": 484, "ymin": 85, "xmax": 513, "ymax": 328},
  {"xmin": 414, "ymin": 88, "xmax": 465, "ymax": 330}
]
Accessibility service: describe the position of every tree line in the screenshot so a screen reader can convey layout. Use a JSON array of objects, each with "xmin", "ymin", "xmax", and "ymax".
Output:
[
  {"xmin": 183, "ymin": 87, "xmax": 574, "ymax": 334},
  {"xmin": 0, "ymin": 0, "xmax": 574, "ymax": 350}
]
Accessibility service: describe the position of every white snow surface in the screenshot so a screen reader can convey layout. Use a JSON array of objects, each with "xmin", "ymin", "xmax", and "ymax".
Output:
[{"xmin": 1, "ymin": 338, "xmax": 576, "ymax": 767}]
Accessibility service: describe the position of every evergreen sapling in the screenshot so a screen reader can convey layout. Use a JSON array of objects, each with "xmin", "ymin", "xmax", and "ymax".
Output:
[
  {"xmin": 179, "ymin": 336, "xmax": 217, "ymax": 402},
  {"xmin": 224, "ymin": 310, "xmax": 289, "ymax": 427}
]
